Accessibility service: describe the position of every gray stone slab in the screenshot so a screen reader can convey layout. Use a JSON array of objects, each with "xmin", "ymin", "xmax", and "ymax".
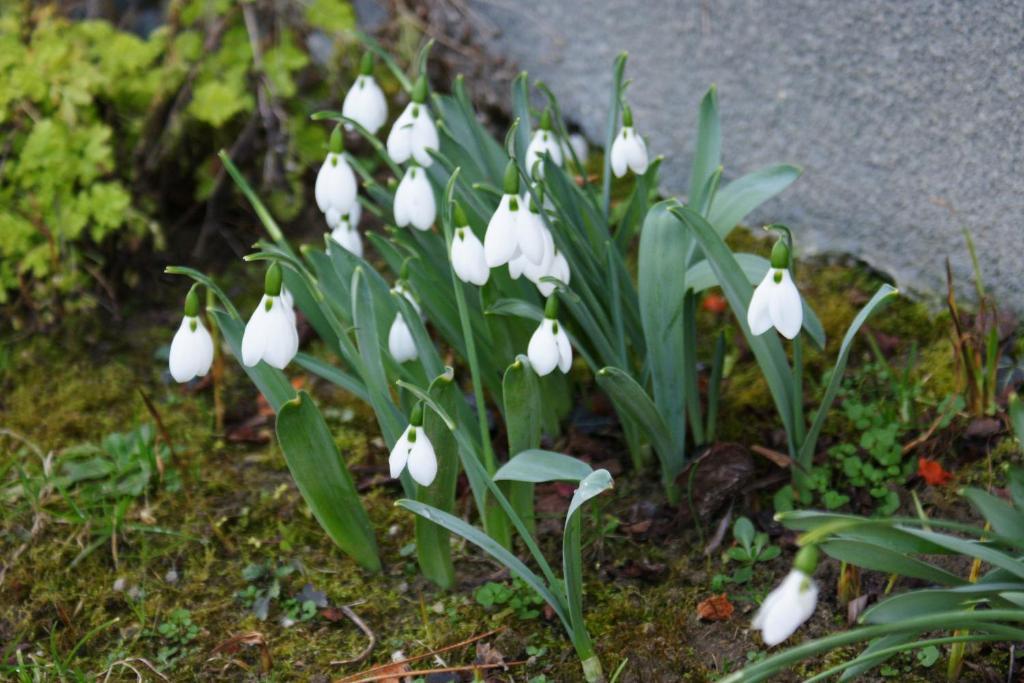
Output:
[{"xmin": 446, "ymin": 0, "xmax": 1024, "ymax": 309}]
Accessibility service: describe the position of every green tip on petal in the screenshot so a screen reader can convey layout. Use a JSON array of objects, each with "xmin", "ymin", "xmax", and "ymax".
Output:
[
  {"xmin": 770, "ymin": 238, "xmax": 791, "ymax": 269},
  {"xmin": 503, "ymin": 159, "xmax": 520, "ymax": 195},
  {"xmin": 184, "ymin": 284, "xmax": 200, "ymax": 317},
  {"xmin": 508, "ymin": 196, "xmax": 519, "ymax": 213},
  {"xmin": 360, "ymin": 51, "xmax": 374, "ymax": 75},
  {"xmin": 622, "ymin": 104, "xmax": 633, "ymax": 127},
  {"xmin": 329, "ymin": 124, "xmax": 343, "ymax": 154},
  {"xmin": 412, "ymin": 75, "xmax": 428, "ymax": 104},
  {"xmin": 453, "ymin": 201, "xmax": 468, "ymax": 227},
  {"xmin": 410, "ymin": 403, "xmax": 424, "ymax": 427},
  {"xmin": 544, "ymin": 296, "xmax": 559, "ymax": 319},
  {"xmin": 264, "ymin": 262, "xmax": 283, "ymax": 297},
  {"xmin": 539, "ymin": 108, "xmax": 552, "ymax": 131},
  {"xmin": 793, "ymin": 545, "xmax": 820, "ymax": 575}
]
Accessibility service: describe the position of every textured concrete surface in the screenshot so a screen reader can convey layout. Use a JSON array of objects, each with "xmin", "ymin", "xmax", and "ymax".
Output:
[{"xmin": 441, "ymin": 0, "xmax": 1024, "ymax": 307}]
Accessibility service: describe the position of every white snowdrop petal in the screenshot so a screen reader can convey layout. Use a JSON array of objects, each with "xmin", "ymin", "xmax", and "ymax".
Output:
[
  {"xmin": 518, "ymin": 210, "xmax": 546, "ymax": 265},
  {"xmin": 192, "ymin": 319, "xmax": 215, "ymax": 378},
  {"xmin": 261, "ymin": 301, "xmax": 299, "ymax": 369},
  {"xmin": 484, "ymin": 195, "xmax": 520, "ymax": 267},
  {"xmin": 388, "ymin": 314, "xmax": 418, "ymax": 363},
  {"xmin": 769, "ymin": 270, "xmax": 804, "ymax": 340},
  {"xmin": 315, "ymin": 154, "xmax": 357, "ymax": 215},
  {"xmin": 169, "ymin": 317, "xmax": 202, "ymax": 382},
  {"xmin": 386, "ymin": 104, "xmax": 415, "ymax": 163},
  {"xmin": 754, "ymin": 570, "xmax": 818, "ymax": 646},
  {"xmin": 407, "ymin": 433, "xmax": 438, "ymax": 487},
  {"xmin": 627, "ymin": 134, "xmax": 649, "ymax": 175},
  {"xmin": 343, "ymin": 76, "xmax": 388, "ymax": 135},
  {"xmin": 389, "ymin": 427, "xmax": 412, "ymax": 479},
  {"xmin": 747, "ymin": 271, "xmax": 775, "ymax": 336},
  {"xmin": 527, "ymin": 321, "xmax": 560, "ymax": 376},
  {"xmin": 554, "ymin": 324, "xmax": 573, "ymax": 373},
  {"xmin": 241, "ymin": 299, "xmax": 270, "ymax": 367},
  {"xmin": 610, "ymin": 129, "xmax": 630, "ymax": 178},
  {"xmin": 411, "ymin": 114, "xmax": 439, "ymax": 167}
]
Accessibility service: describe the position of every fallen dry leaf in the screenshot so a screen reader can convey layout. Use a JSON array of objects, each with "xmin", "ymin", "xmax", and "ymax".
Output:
[
  {"xmin": 696, "ymin": 594, "xmax": 734, "ymax": 622},
  {"xmin": 918, "ymin": 457, "xmax": 954, "ymax": 486}
]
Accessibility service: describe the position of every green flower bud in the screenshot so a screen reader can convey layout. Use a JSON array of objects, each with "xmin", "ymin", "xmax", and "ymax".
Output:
[
  {"xmin": 622, "ymin": 104, "xmax": 633, "ymax": 128},
  {"xmin": 409, "ymin": 402, "xmax": 424, "ymax": 427},
  {"xmin": 503, "ymin": 159, "xmax": 520, "ymax": 195},
  {"xmin": 264, "ymin": 262, "xmax": 283, "ymax": 297},
  {"xmin": 184, "ymin": 284, "xmax": 200, "ymax": 318},
  {"xmin": 793, "ymin": 545, "xmax": 820, "ymax": 575},
  {"xmin": 360, "ymin": 51, "xmax": 374, "ymax": 76},
  {"xmin": 453, "ymin": 201, "xmax": 468, "ymax": 227},
  {"xmin": 544, "ymin": 296, "xmax": 559, "ymax": 319},
  {"xmin": 400, "ymin": 259, "xmax": 411, "ymax": 281},
  {"xmin": 411, "ymin": 75, "xmax": 428, "ymax": 104}
]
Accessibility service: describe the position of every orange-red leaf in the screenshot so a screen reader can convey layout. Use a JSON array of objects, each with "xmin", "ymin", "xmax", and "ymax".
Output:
[
  {"xmin": 918, "ymin": 457, "xmax": 954, "ymax": 486},
  {"xmin": 696, "ymin": 593, "xmax": 734, "ymax": 621}
]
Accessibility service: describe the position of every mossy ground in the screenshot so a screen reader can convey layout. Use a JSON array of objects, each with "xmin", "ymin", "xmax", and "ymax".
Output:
[{"xmin": 1, "ymin": 253, "xmax": 1021, "ymax": 682}]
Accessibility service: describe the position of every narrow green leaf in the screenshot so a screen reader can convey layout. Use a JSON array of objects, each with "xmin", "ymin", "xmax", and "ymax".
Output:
[
  {"xmin": 563, "ymin": 469, "xmax": 613, "ymax": 660},
  {"xmin": 494, "ymin": 449, "xmax": 594, "ymax": 484},
  {"xmin": 707, "ymin": 164, "xmax": 802, "ymax": 238},
  {"xmin": 897, "ymin": 527, "xmax": 1024, "ymax": 580},
  {"xmin": 820, "ymin": 539, "xmax": 967, "ymax": 586},
  {"xmin": 862, "ymin": 584, "xmax": 1024, "ymax": 624},
  {"xmin": 164, "ymin": 267, "xmax": 240, "ymax": 320},
  {"xmin": 638, "ymin": 201, "xmax": 689, "ymax": 468},
  {"xmin": 503, "ymin": 356, "xmax": 543, "ymax": 532},
  {"xmin": 276, "ymin": 392, "xmax": 380, "ymax": 572},
  {"xmin": 601, "ymin": 52, "xmax": 628, "ymax": 218},
  {"xmin": 961, "ymin": 488, "xmax": 1024, "ymax": 545},
  {"xmin": 293, "ymin": 352, "xmax": 369, "ymax": 403},
  {"xmin": 688, "ymin": 86, "xmax": 721, "ymax": 209}
]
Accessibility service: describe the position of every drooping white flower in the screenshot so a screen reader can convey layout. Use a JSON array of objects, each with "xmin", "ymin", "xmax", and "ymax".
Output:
[
  {"xmin": 329, "ymin": 218, "xmax": 363, "ymax": 258},
  {"xmin": 752, "ymin": 569, "xmax": 819, "ymax": 646},
  {"xmin": 389, "ymin": 421, "xmax": 437, "ymax": 487},
  {"xmin": 451, "ymin": 225, "xmax": 489, "ymax": 286},
  {"xmin": 524, "ymin": 111, "xmax": 563, "ymax": 178},
  {"xmin": 342, "ymin": 55, "xmax": 388, "ymax": 134},
  {"xmin": 314, "ymin": 152, "xmax": 358, "ymax": 216},
  {"xmin": 527, "ymin": 307, "xmax": 572, "ymax": 376},
  {"xmin": 536, "ymin": 247, "xmax": 570, "ymax": 297},
  {"xmin": 393, "ymin": 165, "xmax": 436, "ymax": 231},
  {"xmin": 241, "ymin": 265, "xmax": 299, "ymax": 369},
  {"xmin": 241, "ymin": 295, "xmax": 299, "ymax": 369},
  {"xmin": 386, "ymin": 77, "xmax": 438, "ymax": 167},
  {"xmin": 325, "ymin": 200, "xmax": 361, "ymax": 230},
  {"xmin": 610, "ymin": 106, "xmax": 649, "ymax": 177},
  {"xmin": 168, "ymin": 315, "xmax": 214, "ymax": 383},
  {"xmin": 388, "ymin": 313, "xmax": 418, "ymax": 363},
  {"xmin": 562, "ymin": 132, "xmax": 589, "ymax": 167},
  {"xmin": 392, "ymin": 281, "xmax": 422, "ymax": 319},
  {"xmin": 515, "ymin": 199, "xmax": 547, "ymax": 265},
  {"xmin": 747, "ymin": 268, "xmax": 803, "ymax": 339}
]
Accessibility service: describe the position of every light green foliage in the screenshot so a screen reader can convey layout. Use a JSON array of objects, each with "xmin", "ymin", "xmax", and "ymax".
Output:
[
  {"xmin": 474, "ymin": 578, "xmax": 546, "ymax": 621},
  {"xmin": 713, "ymin": 516, "xmax": 780, "ymax": 589},
  {"xmin": 150, "ymin": 608, "xmax": 200, "ymax": 669},
  {"xmin": 0, "ymin": 1, "xmax": 355, "ymax": 310},
  {"xmin": 236, "ymin": 561, "xmax": 318, "ymax": 623}
]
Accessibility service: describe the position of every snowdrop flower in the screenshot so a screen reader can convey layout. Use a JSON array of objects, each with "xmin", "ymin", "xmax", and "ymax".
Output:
[
  {"xmin": 389, "ymin": 404, "xmax": 437, "ymax": 486},
  {"xmin": 392, "ymin": 278, "xmax": 422, "ymax": 318},
  {"xmin": 386, "ymin": 76, "xmax": 439, "ymax": 167},
  {"xmin": 524, "ymin": 110, "xmax": 563, "ymax": 178},
  {"xmin": 393, "ymin": 165, "xmax": 436, "ymax": 231},
  {"xmin": 484, "ymin": 162, "xmax": 544, "ymax": 267},
  {"xmin": 450, "ymin": 203, "xmax": 489, "ymax": 286},
  {"xmin": 561, "ymin": 132, "xmax": 589, "ymax": 167},
  {"xmin": 610, "ymin": 105, "xmax": 649, "ymax": 177},
  {"xmin": 241, "ymin": 264, "xmax": 299, "ymax": 369},
  {"xmin": 752, "ymin": 546, "xmax": 819, "ymax": 646},
  {"xmin": 747, "ymin": 235, "xmax": 803, "ymax": 340},
  {"xmin": 527, "ymin": 298, "xmax": 572, "ymax": 376},
  {"xmin": 314, "ymin": 127, "xmax": 358, "ymax": 216},
  {"xmin": 329, "ymin": 215, "xmax": 363, "ymax": 257},
  {"xmin": 325, "ymin": 200, "xmax": 361, "ymax": 231},
  {"xmin": 387, "ymin": 279, "xmax": 421, "ymax": 363},
  {"xmin": 341, "ymin": 52, "xmax": 388, "ymax": 135},
  {"xmin": 168, "ymin": 286, "xmax": 214, "ymax": 383}
]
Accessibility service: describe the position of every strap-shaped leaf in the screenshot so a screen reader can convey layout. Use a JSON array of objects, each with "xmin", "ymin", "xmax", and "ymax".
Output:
[
  {"xmin": 495, "ymin": 449, "xmax": 594, "ymax": 484},
  {"xmin": 276, "ymin": 392, "xmax": 380, "ymax": 572},
  {"xmin": 688, "ymin": 86, "xmax": 721, "ymax": 210},
  {"xmin": 707, "ymin": 164, "xmax": 802, "ymax": 238},
  {"xmin": 293, "ymin": 352, "xmax": 368, "ymax": 403},
  {"xmin": 820, "ymin": 539, "xmax": 967, "ymax": 586},
  {"xmin": 596, "ymin": 367, "xmax": 678, "ymax": 487},
  {"xmin": 639, "ymin": 201, "xmax": 689, "ymax": 469},
  {"xmin": 862, "ymin": 584, "xmax": 1024, "ymax": 624},
  {"xmin": 502, "ymin": 357, "xmax": 543, "ymax": 531},
  {"xmin": 962, "ymin": 488, "xmax": 1024, "ymax": 546}
]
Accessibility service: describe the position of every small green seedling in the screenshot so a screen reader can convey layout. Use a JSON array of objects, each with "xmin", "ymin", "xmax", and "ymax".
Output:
[{"xmin": 713, "ymin": 516, "xmax": 780, "ymax": 589}]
